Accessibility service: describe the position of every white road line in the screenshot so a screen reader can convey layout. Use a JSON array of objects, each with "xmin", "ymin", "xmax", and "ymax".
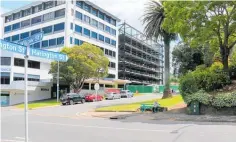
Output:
[
  {"xmin": 14, "ymin": 137, "xmax": 25, "ymax": 140},
  {"xmin": 1, "ymin": 140, "xmax": 24, "ymax": 142},
  {"xmin": 31, "ymin": 121, "xmax": 171, "ymax": 133}
]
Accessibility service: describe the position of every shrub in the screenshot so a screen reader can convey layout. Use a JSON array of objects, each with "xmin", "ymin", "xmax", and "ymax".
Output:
[
  {"xmin": 212, "ymin": 91, "xmax": 236, "ymax": 108},
  {"xmin": 185, "ymin": 90, "xmax": 212, "ymax": 105}
]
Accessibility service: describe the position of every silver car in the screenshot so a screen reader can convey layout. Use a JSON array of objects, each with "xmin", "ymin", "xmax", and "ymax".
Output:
[
  {"xmin": 104, "ymin": 92, "xmax": 121, "ymax": 100},
  {"xmin": 120, "ymin": 90, "xmax": 134, "ymax": 98}
]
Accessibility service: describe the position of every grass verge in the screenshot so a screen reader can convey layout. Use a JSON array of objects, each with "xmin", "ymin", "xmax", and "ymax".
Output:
[
  {"xmin": 95, "ymin": 95, "xmax": 184, "ymax": 112},
  {"xmin": 16, "ymin": 99, "xmax": 60, "ymax": 109}
]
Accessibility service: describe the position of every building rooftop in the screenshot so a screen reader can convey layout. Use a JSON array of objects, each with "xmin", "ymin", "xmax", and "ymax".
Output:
[{"xmin": 1, "ymin": 0, "xmax": 121, "ymax": 22}]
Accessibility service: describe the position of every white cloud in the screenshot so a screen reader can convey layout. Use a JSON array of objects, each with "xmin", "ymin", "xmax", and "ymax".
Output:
[{"xmin": 89, "ymin": 0, "xmax": 147, "ymax": 32}]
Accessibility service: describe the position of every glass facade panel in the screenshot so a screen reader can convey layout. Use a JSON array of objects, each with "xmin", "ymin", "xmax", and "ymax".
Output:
[
  {"xmin": 83, "ymin": 28, "xmax": 90, "ymax": 36},
  {"xmin": 31, "ymin": 16, "xmax": 42, "ymax": 24},
  {"xmin": 75, "ymin": 11, "xmax": 82, "ymax": 20},
  {"xmin": 12, "ymin": 23, "xmax": 20, "ymax": 30},
  {"xmin": 43, "ymin": 12, "xmax": 54, "ymax": 21},
  {"xmin": 55, "ymin": 9, "xmax": 65, "ymax": 18},
  {"xmin": 75, "ymin": 25, "xmax": 82, "ymax": 33},
  {"xmin": 21, "ymin": 19, "xmax": 30, "ymax": 27},
  {"xmin": 54, "ymin": 23, "xmax": 64, "ymax": 32},
  {"xmin": 42, "ymin": 26, "xmax": 53, "ymax": 34}
]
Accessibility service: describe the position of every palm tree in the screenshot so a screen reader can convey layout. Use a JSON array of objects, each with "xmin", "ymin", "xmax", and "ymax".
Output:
[{"xmin": 142, "ymin": 0, "xmax": 176, "ymax": 98}]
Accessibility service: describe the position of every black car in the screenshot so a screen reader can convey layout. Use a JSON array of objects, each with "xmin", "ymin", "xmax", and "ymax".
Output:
[{"xmin": 60, "ymin": 93, "xmax": 85, "ymax": 105}]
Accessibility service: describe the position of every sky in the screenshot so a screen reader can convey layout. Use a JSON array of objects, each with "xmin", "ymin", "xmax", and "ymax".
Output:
[{"xmin": 1, "ymin": 0, "xmax": 147, "ymax": 32}]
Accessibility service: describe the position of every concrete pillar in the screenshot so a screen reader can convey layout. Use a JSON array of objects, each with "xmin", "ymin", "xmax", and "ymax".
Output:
[{"xmin": 89, "ymin": 83, "xmax": 91, "ymax": 90}]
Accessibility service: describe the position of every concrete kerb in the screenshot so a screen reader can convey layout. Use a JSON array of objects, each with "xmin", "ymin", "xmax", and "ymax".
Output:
[{"xmin": 8, "ymin": 104, "xmax": 61, "ymax": 111}]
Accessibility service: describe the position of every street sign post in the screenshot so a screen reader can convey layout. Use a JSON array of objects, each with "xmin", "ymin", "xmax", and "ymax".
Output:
[{"xmin": 0, "ymin": 37, "xmax": 68, "ymax": 142}]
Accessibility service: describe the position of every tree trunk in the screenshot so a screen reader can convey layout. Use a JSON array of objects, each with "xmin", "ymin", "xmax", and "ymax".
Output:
[
  {"xmin": 220, "ymin": 46, "xmax": 230, "ymax": 74},
  {"xmin": 162, "ymin": 36, "xmax": 172, "ymax": 99}
]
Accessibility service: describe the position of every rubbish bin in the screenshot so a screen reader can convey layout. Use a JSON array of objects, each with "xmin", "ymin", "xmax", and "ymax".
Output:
[{"xmin": 190, "ymin": 101, "xmax": 200, "ymax": 115}]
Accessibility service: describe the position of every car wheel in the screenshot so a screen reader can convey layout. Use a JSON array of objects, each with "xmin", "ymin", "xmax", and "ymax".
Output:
[
  {"xmin": 81, "ymin": 99, "xmax": 85, "ymax": 104},
  {"xmin": 62, "ymin": 103, "xmax": 66, "ymax": 106},
  {"xmin": 70, "ymin": 100, "xmax": 74, "ymax": 105}
]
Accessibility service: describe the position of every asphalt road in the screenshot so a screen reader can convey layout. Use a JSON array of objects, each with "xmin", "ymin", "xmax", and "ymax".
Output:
[{"xmin": 1, "ymin": 94, "xmax": 236, "ymax": 142}]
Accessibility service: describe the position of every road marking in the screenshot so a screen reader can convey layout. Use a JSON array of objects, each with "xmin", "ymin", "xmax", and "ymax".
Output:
[{"xmin": 31, "ymin": 121, "xmax": 171, "ymax": 133}]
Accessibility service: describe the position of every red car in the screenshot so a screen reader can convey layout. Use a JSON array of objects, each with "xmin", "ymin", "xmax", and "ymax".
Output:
[{"xmin": 85, "ymin": 94, "xmax": 103, "ymax": 102}]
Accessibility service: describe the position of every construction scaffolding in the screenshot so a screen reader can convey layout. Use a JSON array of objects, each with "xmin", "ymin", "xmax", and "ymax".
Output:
[{"xmin": 118, "ymin": 23, "xmax": 164, "ymax": 85}]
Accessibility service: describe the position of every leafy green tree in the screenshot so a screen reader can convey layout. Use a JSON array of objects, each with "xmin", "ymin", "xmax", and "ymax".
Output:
[
  {"xmin": 172, "ymin": 43, "xmax": 204, "ymax": 75},
  {"xmin": 49, "ymin": 43, "xmax": 109, "ymax": 92},
  {"xmin": 162, "ymin": 1, "xmax": 236, "ymax": 75},
  {"xmin": 143, "ymin": 0, "xmax": 177, "ymax": 98}
]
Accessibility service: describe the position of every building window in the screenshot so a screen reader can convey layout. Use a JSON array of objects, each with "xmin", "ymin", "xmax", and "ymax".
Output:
[
  {"xmin": 91, "ymin": 19, "xmax": 98, "ymax": 27},
  {"xmin": 49, "ymin": 39, "xmax": 56, "ymax": 47},
  {"xmin": 91, "ymin": 8, "xmax": 98, "ymax": 16},
  {"xmin": 83, "ymin": 3, "xmax": 90, "ymax": 12},
  {"xmin": 99, "ymin": 35, "xmax": 104, "ymax": 42},
  {"xmin": 13, "ymin": 12, "xmax": 21, "ymax": 20},
  {"xmin": 1, "ymin": 57, "xmax": 11, "ymax": 66},
  {"xmin": 31, "ymin": 29, "xmax": 41, "ymax": 36},
  {"xmin": 113, "ymin": 51, "xmax": 116, "ymax": 57},
  {"xmin": 105, "ymin": 37, "xmax": 110, "ymax": 44},
  {"xmin": 32, "ymin": 4, "xmax": 43, "ymax": 13},
  {"xmin": 70, "ymin": 23, "xmax": 73, "ymax": 30},
  {"xmin": 83, "ymin": 15, "xmax": 90, "ymax": 24},
  {"xmin": 98, "ymin": 11, "xmax": 104, "ymax": 20},
  {"xmin": 109, "ymin": 50, "xmax": 112, "ymax": 56},
  {"xmin": 83, "ymin": 28, "xmax": 90, "ymax": 36},
  {"xmin": 13, "ymin": 73, "xmax": 24, "ymax": 81},
  {"xmin": 22, "ymin": 8, "xmax": 31, "ymax": 17},
  {"xmin": 54, "ymin": 23, "xmax": 65, "ymax": 32},
  {"xmin": 111, "ymin": 40, "xmax": 116, "ymax": 46},
  {"xmin": 75, "ymin": 11, "xmax": 82, "ymax": 20},
  {"xmin": 70, "ymin": 37, "xmax": 73, "ymax": 44},
  {"xmin": 43, "ymin": 12, "xmax": 54, "ymax": 21},
  {"xmin": 105, "ymin": 15, "xmax": 111, "ymax": 23},
  {"xmin": 75, "ymin": 24, "xmax": 82, "ymax": 33},
  {"xmin": 44, "ymin": 1, "xmax": 54, "ymax": 10},
  {"xmin": 105, "ymin": 49, "xmax": 108, "ymax": 55},
  {"xmin": 5, "ymin": 15, "xmax": 12, "ymax": 23},
  {"xmin": 4, "ymin": 37, "xmax": 11, "ymax": 42},
  {"xmin": 111, "ymin": 29, "xmax": 116, "ymax": 36},
  {"xmin": 76, "ymin": 1, "xmax": 83, "ymax": 8},
  {"xmin": 109, "ymin": 62, "xmax": 116, "ymax": 68},
  {"xmin": 105, "ymin": 26, "xmax": 110, "ymax": 33},
  {"xmin": 21, "ymin": 19, "xmax": 31, "ymax": 28},
  {"xmin": 20, "ymin": 32, "xmax": 29, "ymax": 40},
  {"xmin": 32, "ymin": 42, "xmax": 40, "ymax": 48},
  {"xmin": 98, "ymin": 22, "xmax": 104, "ymax": 31},
  {"xmin": 28, "ymin": 60, "xmax": 40, "ymax": 69},
  {"xmin": 42, "ymin": 40, "xmax": 49, "ymax": 48},
  {"xmin": 42, "ymin": 26, "xmax": 52, "ymax": 34},
  {"xmin": 56, "ymin": 0, "xmax": 65, "ymax": 5},
  {"xmin": 1, "ymin": 72, "xmax": 10, "ymax": 84},
  {"xmin": 57, "ymin": 37, "xmax": 64, "ymax": 45},
  {"xmin": 111, "ymin": 18, "xmax": 116, "ymax": 26},
  {"xmin": 55, "ymin": 9, "xmax": 65, "ymax": 18},
  {"xmin": 12, "ymin": 35, "xmax": 19, "ymax": 41},
  {"xmin": 4, "ymin": 26, "xmax": 11, "ymax": 33},
  {"xmin": 28, "ymin": 74, "xmax": 40, "ymax": 81},
  {"xmin": 12, "ymin": 23, "xmax": 20, "ymax": 30},
  {"xmin": 91, "ymin": 32, "xmax": 97, "ymax": 39},
  {"xmin": 14, "ymin": 58, "xmax": 24, "ymax": 67},
  {"xmin": 74, "ymin": 38, "xmax": 79, "ymax": 45},
  {"xmin": 31, "ymin": 16, "xmax": 42, "ymax": 25}
]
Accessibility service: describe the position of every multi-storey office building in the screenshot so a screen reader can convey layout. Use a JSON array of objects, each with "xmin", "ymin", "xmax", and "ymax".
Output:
[
  {"xmin": 0, "ymin": 0, "xmax": 120, "ymax": 106},
  {"xmin": 118, "ymin": 23, "xmax": 164, "ymax": 85}
]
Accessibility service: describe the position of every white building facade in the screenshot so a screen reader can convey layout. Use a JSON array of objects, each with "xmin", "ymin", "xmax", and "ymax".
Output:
[{"xmin": 0, "ymin": 0, "xmax": 120, "ymax": 106}]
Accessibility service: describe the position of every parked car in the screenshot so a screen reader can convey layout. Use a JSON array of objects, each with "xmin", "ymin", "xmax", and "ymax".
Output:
[
  {"xmin": 85, "ymin": 94, "xmax": 103, "ymax": 102},
  {"xmin": 60, "ymin": 93, "xmax": 85, "ymax": 105},
  {"xmin": 104, "ymin": 92, "xmax": 121, "ymax": 100},
  {"xmin": 120, "ymin": 90, "xmax": 134, "ymax": 98}
]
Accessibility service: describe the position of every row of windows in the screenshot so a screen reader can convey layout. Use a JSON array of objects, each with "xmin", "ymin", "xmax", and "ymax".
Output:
[
  {"xmin": 5, "ymin": 1, "xmax": 65, "ymax": 23},
  {"xmin": 1, "ymin": 72, "xmax": 40, "ymax": 84},
  {"xmin": 72, "ymin": 23, "xmax": 116, "ymax": 47},
  {"xmin": 4, "ymin": 23, "xmax": 65, "ymax": 42},
  {"xmin": 14, "ymin": 58, "xmax": 40, "ymax": 69},
  {"xmin": 4, "ymin": 9, "xmax": 65, "ymax": 33},
  {"xmin": 74, "ymin": 11, "xmax": 116, "ymax": 36},
  {"xmin": 75, "ymin": 1, "xmax": 116, "ymax": 26},
  {"xmin": 41, "ymin": 37, "xmax": 64, "ymax": 48},
  {"xmin": 70, "ymin": 38, "xmax": 116, "ymax": 58}
]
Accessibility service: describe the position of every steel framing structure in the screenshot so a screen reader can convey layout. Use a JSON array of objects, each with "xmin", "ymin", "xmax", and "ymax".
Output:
[{"xmin": 118, "ymin": 23, "xmax": 164, "ymax": 85}]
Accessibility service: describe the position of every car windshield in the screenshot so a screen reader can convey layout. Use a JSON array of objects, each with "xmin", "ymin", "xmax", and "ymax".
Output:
[{"xmin": 121, "ymin": 91, "xmax": 126, "ymax": 93}]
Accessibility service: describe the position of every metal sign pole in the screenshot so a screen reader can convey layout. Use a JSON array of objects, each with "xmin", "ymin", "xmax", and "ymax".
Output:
[
  {"xmin": 57, "ymin": 61, "xmax": 59, "ymax": 102},
  {"xmin": 24, "ymin": 45, "xmax": 29, "ymax": 142}
]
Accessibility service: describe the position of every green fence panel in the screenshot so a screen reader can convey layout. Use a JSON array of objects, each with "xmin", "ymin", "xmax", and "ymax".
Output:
[
  {"xmin": 159, "ymin": 85, "xmax": 179, "ymax": 93},
  {"xmin": 126, "ymin": 85, "xmax": 154, "ymax": 93}
]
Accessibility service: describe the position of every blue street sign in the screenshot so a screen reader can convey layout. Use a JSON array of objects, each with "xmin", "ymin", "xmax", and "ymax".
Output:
[
  {"xmin": 17, "ymin": 32, "xmax": 43, "ymax": 46},
  {"xmin": 0, "ymin": 39, "xmax": 68, "ymax": 62},
  {"xmin": 0, "ymin": 39, "xmax": 26, "ymax": 55}
]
